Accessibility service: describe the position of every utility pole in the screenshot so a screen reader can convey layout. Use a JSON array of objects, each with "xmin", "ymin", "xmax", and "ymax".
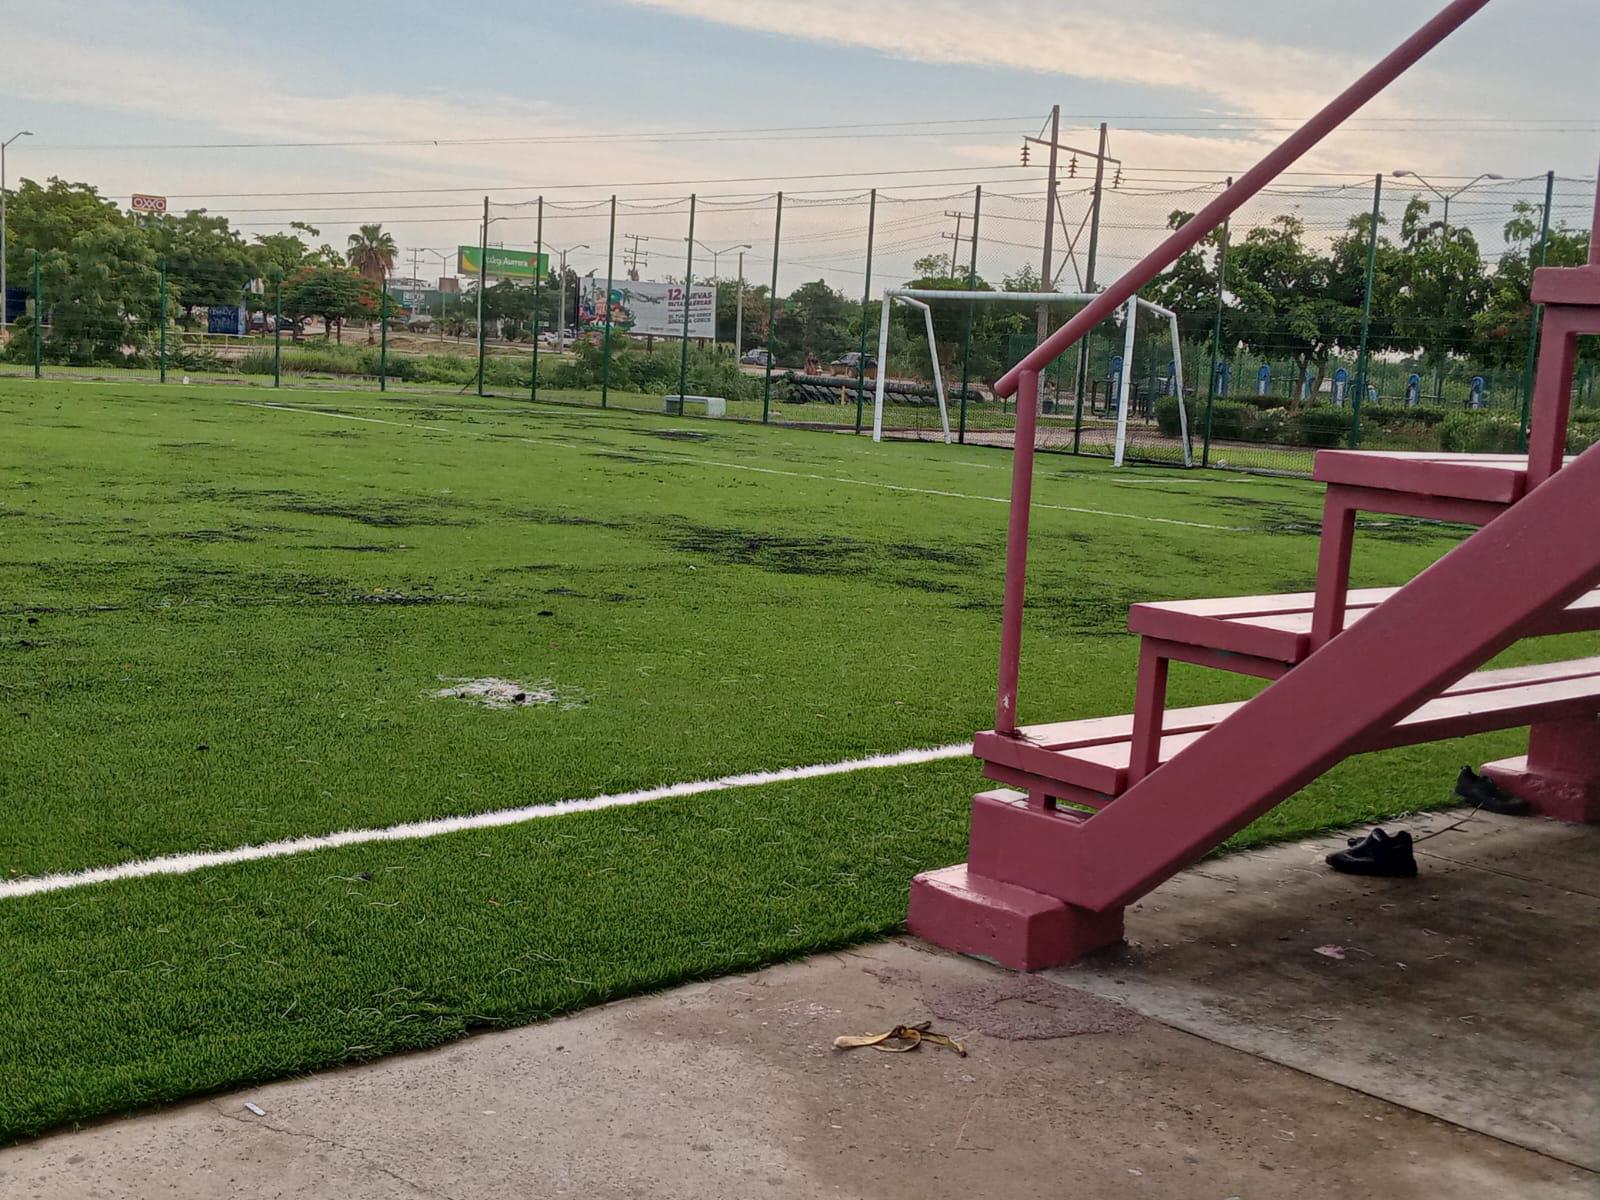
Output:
[
  {"xmin": 623, "ymin": 234, "xmax": 649, "ymax": 281},
  {"xmin": 1025, "ymin": 117, "xmax": 1118, "ymax": 429},
  {"xmin": 945, "ymin": 210, "xmax": 966, "ymax": 270},
  {"xmin": 1072, "ymin": 122, "xmax": 1111, "ymax": 455},
  {"xmin": 1037, "ymin": 105, "xmax": 1060, "ymax": 347}
]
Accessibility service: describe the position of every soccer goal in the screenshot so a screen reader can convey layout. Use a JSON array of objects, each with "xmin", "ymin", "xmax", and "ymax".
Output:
[{"xmin": 872, "ymin": 288, "xmax": 1190, "ymax": 467}]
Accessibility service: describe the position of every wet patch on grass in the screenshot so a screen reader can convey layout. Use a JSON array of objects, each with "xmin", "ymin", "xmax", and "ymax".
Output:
[{"xmin": 277, "ymin": 499, "xmax": 475, "ymax": 529}]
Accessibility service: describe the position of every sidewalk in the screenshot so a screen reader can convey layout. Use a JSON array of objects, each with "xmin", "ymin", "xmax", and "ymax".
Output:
[{"xmin": 4, "ymin": 813, "xmax": 1595, "ymax": 1199}]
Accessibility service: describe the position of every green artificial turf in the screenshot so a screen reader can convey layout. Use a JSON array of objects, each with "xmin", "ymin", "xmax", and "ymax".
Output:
[{"xmin": 0, "ymin": 377, "xmax": 1580, "ymax": 1140}]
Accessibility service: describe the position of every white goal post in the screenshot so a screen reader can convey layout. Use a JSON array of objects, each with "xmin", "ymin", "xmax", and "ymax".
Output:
[{"xmin": 872, "ymin": 288, "xmax": 1190, "ymax": 467}]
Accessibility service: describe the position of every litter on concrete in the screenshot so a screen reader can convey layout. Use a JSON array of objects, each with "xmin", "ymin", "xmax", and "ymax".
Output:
[{"xmin": 833, "ymin": 1021, "xmax": 966, "ymax": 1057}]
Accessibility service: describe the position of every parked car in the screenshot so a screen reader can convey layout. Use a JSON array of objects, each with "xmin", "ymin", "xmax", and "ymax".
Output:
[
  {"xmin": 830, "ymin": 352, "xmax": 877, "ymax": 375},
  {"xmin": 740, "ymin": 348, "xmax": 773, "ymax": 366}
]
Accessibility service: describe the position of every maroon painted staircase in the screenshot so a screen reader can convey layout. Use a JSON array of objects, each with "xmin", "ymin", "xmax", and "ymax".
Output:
[{"xmin": 907, "ymin": 0, "xmax": 1600, "ymax": 971}]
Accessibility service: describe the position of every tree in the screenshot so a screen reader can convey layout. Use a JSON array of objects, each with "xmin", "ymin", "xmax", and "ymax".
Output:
[
  {"xmin": 1473, "ymin": 202, "xmax": 1592, "ymax": 371},
  {"xmin": 282, "ymin": 265, "xmax": 373, "ymax": 344},
  {"xmin": 1391, "ymin": 196, "xmax": 1490, "ymax": 387},
  {"xmin": 147, "ymin": 209, "xmax": 255, "ymax": 327},
  {"xmin": 346, "ymin": 224, "xmax": 397, "ymax": 285},
  {"xmin": 36, "ymin": 224, "xmax": 162, "ymax": 363},
  {"xmin": 1226, "ymin": 216, "xmax": 1354, "ymax": 404},
  {"xmin": 2, "ymin": 177, "xmax": 125, "ymax": 294},
  {"xmin": 1147, "ymin": 210, "xmax": 1228, "ymax": 346},
  {"xmin": 771, "ymin": 279, "xmax": 855, "ymax": 366}
]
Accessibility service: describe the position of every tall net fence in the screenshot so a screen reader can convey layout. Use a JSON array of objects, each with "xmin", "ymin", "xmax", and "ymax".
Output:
[{"xmin": 2, "ymin": 166, "xmax": 1594, "ymax": 475}]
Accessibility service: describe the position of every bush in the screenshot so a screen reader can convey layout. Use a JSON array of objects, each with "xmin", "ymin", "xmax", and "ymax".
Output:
[
  {"xmin": 1438, "ymin": 410, "xmax": 1521, "ymax": 453},
  {"xmin": 1194, "ymin": 398, "xmax": 1257, "ymax": 441},
  {"xmin": 1290, "ymin": 406, "xmax": 1352, "ymax": 448},
  {"xmin": 1357, "ymin": 403, "xmax": 1449, "ymax": 430}
]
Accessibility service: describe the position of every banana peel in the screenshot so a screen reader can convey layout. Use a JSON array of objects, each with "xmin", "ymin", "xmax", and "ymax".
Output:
[{"xmin": 832, "ymin": 1020, "xmax": 966, "ymax": 1057}]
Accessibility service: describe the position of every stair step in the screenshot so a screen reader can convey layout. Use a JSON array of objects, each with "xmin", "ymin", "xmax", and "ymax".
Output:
[
  {"xmin": 974, "ymin": 655, "xmax": 1600, "ymax": 800},
  {"xmin": 1129, "ymin": 585, "xmax": 1600, "ymax": 667}
]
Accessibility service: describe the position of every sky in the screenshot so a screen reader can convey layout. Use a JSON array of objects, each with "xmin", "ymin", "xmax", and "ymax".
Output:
[{"xmin": 1, "ymin": 0, "xmax": 1595, "ymax": 293}]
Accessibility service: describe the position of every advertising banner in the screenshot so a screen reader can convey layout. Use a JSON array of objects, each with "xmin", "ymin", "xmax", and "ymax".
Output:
[
  {"xmin": 579, "ymin": 279, "xmax": 716, "ymax": 339},
  {"xmin": 456, "ymin": 246, "xmax": 548, "ymax": 280}
]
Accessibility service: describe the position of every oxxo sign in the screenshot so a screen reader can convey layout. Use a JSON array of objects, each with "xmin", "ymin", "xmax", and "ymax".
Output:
[{"xmin": 131, "ymin": 194, "xmax": 168, "ymax": 215}]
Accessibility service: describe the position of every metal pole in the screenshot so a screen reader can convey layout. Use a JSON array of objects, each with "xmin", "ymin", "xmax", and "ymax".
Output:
[
  {"xmin": 32, "ymin": 249, "xmax": 40, "ymax": 379},
  {"xmin": 159, "ymin": 259, "xmax": 167, "ymax": 384},
  {"xmin": 1519, "ymin": 170, "xmax": 1555, "ymax": 451},
  {"xmin": 532, "ymin": 196, "xmax": 543, "ymax": 402},
  {"xmin": 762, "ymin": 192, "xmax": 782, "ymax": 423},
  {"xmin": 958, "ymin": 185, "xmax": 982, "ymax": 444},
  {"xmin": 601, "ymin": 194, "xmax": 616, "ymax": 409},
  {"xmin": 854, "ymin": 187, "xmax": 876, "ymax": 433},
  {"xmin": 735, "ymin": 250, "xmax": 744, "ymax": 358},
  {"xmin": 475, "ymin": 196, "xmax": 488, "ymax": 397},
  {"xmin": 677, "ymin": 194, "xmax": 696, "ymax": 407},
  {"xmin": 1, "ymin": 140, "xmax": 7, "ymax": 333},
  {"xmin": 996, "ymin": 366, "xmax": 1041, "ymax": 732},
  {"xmin": 556, "ymin": 249, "xmax": 567, "ymax": 354},
  {"xmin": 1202, "ymin": 177, "xmax": 1233, "ymax": 467},
  {"xmin": 1072, "ymin": 121, "xmax": 1109, "ymax": 455},
  {"xmin": 273, "ymin": 271, "xmax": 282, "ymax": 388},
  {"xmin": 1351, "ymin": 173, "xmax": 1383, "ymax": 449},
  {"xmin": 1037, "ymin": 104, "xmax": 1060, "ymax": 347},
  {"xmin": 379, "ymin": 277, "xmax": 389, "ymax": 392}
]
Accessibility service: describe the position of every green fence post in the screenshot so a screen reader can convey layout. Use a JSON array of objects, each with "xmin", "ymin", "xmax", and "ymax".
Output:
[
  {"xmin": 273, "ymin": 271, "xmax": 282, "ymax": 388},
  {"xmin": 1351, "ymin": 173, "xmax": 1383, "ymax": 450},
  {"xmin": 158, "ymin": 259, "xmax": 167, "ymax": 384},
  {"xmin": 1201, "ymin": 178, "xmax": 1233, "ymax": 467},
  {"xmin": 378, "ymin": 279, "xmax": 389, "ymax": 392},
  {"xmin": 601, "ymin": 194, "xmax": 616, "ymax": 408},
  {"xmin": 475, "ymin": 195, "xmax": 488, "ymax": 398},
  {"xmin": 532, "ymin": 196, "xmax": 544, "ymax": 403},
  {"xmin": 677, "ymin": 194, "xmax": 696, "ymax": 408},
  {"xmin": 762, "ymin": 192, "xmax": 783, "ymax": 423},
  {"xmin": 957, "ymin": 185, "xmax": 982, "ymax": 445},
  {"xmin": 854, "ymin": 187, "xmax": 876, "ymax": 434},
  {"xmin": 1519, "ymin": 170, "xmax": 1555, "ymax": 452},
  {"xmin": 31, "ymin": 250, "xmax": 40, "ymax": 379}
]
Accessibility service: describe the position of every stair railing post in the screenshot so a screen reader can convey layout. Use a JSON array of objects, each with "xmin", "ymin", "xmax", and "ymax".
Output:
[
  {"xmin": 1352, "ymin": 173, "xmax": 1383, "ymax": 449},
  {"xmin": 995, "ymin": 367, "xmax": 1041, "ymax": 733}
]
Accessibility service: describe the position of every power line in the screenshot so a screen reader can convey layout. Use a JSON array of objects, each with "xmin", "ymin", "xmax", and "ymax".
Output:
[{"xmin": 45, "ymin": 114, "xmax": 1045, "ymax": 152}]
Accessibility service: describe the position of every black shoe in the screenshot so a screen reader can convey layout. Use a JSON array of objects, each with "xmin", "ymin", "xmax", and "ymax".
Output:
[
  {"xmin": 1455, "ymin": 765, "xmax": 1531, "ymax": 816},
  {"xmin": 1327, "ymin": 828, "xmax": 1418, "ymax": 877}
]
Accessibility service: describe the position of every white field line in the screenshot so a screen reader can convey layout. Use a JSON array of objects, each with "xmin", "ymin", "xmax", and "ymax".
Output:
[
  {"xmin": 234, "ymin": 401, "xmax": 1248, "ymax": 532},
  {"xmin": 0, "ymin": 743, "xmax": 974, "ymax": 901}
]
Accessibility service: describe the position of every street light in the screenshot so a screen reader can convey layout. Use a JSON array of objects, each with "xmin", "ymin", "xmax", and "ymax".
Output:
[
  {"xmin": 1390, "ymin": 170, "xmax": 1504, "ymax": 400},
  {"xmin": 548, "ymin": 243, "xmax": 589, "ymax": 348},
  {"xmin": 1, "ymin": 130, "xmax": 34, "ymax": 332},
  {"xmin": 422, "ymin": 249, "xmax": 453, "ymax": 342},
  {"xmin": 683, "ymin": 240, "xmax": 751, "ymax": 348},
  {"xmin": 1390, "ymin": 170, "xmax": 1504, "ymax": 241}
]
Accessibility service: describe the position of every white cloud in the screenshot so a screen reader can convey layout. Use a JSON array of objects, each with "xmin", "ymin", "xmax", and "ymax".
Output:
[{"xmin": 615, "ymin": 0, "xmax": 1374, "ymax": 119}]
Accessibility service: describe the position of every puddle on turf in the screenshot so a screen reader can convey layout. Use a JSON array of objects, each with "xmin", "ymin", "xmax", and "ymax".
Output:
[{"xmin": 430, "ymin": 676, "xmax": 583, "ymax": 710}]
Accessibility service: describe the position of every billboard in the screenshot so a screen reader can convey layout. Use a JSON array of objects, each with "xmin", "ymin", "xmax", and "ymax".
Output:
[
  {"xmin": 131, "ymin": 193, "xmax": 167, "ymax": 215},
  {"xmin": 579, "ymin": 279, "xmax": 716, "ymax": 340},
  {"xmin": 207, "ymin": 304, "xmax": 247, "ymax": 335},
  {"xmin": 457, "ymin": 245, "xmax": 548, "ymax": 280}
]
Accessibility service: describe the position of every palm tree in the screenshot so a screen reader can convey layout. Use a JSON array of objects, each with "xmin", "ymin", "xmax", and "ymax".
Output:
[
  {"xmin": 346, "ymin": 224, "xmax": 397, "ymax": 342},
  {"xmin": 346, "ymin": 224, "xmax": 397, "ymax": 284}
]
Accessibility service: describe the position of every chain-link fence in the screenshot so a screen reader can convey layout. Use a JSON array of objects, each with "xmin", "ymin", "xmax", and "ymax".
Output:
[{"xmin": 2, "ymin": 167, "xmax": 1594, "ymax": 475}]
